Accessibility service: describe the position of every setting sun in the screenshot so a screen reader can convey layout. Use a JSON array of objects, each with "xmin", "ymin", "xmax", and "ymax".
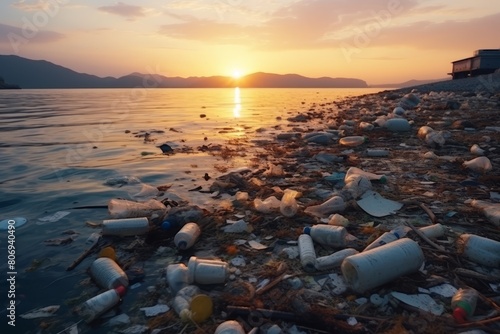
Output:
[{"xmin": 232, "ymin": 69, "xmax": 243, "ymax": 79}]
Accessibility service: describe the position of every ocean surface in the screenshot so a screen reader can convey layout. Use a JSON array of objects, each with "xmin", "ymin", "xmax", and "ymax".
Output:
[{"xmin": 0, "ymin": 87, "xmax": 383, "ymax": 333}]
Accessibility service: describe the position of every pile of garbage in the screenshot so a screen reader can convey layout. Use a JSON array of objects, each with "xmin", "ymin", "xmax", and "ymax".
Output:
[{"xmin": 20, "ymin": 88, "xmax": 500, "ymax": 334}]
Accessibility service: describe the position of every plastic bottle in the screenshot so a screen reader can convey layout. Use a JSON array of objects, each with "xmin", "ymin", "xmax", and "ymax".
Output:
[
  {"xmin": 384, "ymin": 118, "xmax": 411, "ymax": 132},
  {"xmin": 363, "ymin": 226, "xmax": 407, "ymax": 251},
  {"xmin": 315, "ymin": 248, "xmax": 359, "ymax": 271},
  {"xmin": 187, "ymin": 256, "xmax": 228, "ymax": 285},
  {"xmin": 304, "ymin": 196, "xmax": 346, "ymax": 218},
  {"xmin": 469, "ymin": 200, "xmax": 500, "ymax": 227},
  {"xmin": 341, "ymin": 238, "xmax": 425, "ymax": 293},
  {"xmin": 215, "ymin": 320, "xmax": 246, "ymax": 334},
  {"xmin": 451, "ymin": 288, "xmax": 479, "ymax": 323},
  {"xmin": 174, "ymin": 222, "xmax": 201, "ymax": 250},
  {"xmin": 303, "ymin": 225, "xmax": 347, "ymax": 247},
  {"xmin": 107, "ymin": 198, "xmax": 167, "ymax": 219},
  {"xmin": 166, "ymin": 263, "xmax": 189, "ymax": 294},
  {"xmin": 345, "ymin": 167, "xmax": 387, "ymax": 183},
  {"xmin": 172, "ymin": 285, "xmax": 213, "ymax": 323},
  {"xmin": 343, "ymin": 174, "xmax": 372, "ymax": 199},
  {"xmin": 173, "ymin": 285, "xmax": 200, "ymax": 321},
  {"xmin": 298, "ymin": 234, "xmax": 316, "ymax": 272},
  {"xmin": 418, "ymin": 224, "xmax": 445, "ymax": 239},
  {"xmin": 339, "ymin": 136, "xmax": 366, "ymax": 147},
  {"xmin": 280, "ymin": 189, "xmax": 299, "ymax": 217},
  {"xmin": 89, "ymin": 257, "xmax": 129, "ymax": 289},
  {"xmin": 102, "ymin": 217, "xmax": 150, "ymax": 237},
  {"xmin": 456, "ymin": 233, "xmax": 500, "ymax": 267},
  {"xmin": 78, "ymin": 286, "xmax": 126, "ymax": 323}
]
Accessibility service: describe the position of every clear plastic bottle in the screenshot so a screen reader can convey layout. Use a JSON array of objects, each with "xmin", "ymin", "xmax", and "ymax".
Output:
[
  {"xmin": 451, "ymin": 288, "xmax": 478, "ymax": 323},
  {"xmin": 298, "ymin": 234, "xmax": 316, "ymax": 272},
  {"xmin": 303, "ymin": 196, "xmax": 346, "ymax": 218},
  {"xmin": 78, "ymin": 286, "xmax": 126, "ymax": 323},
  {"xmin": 303, "ymin": 225, "xmax": 347, "ymax": 247},
  {"xmin": 174, "ymin": 222, "xmax": 201, "ymax": 250}
]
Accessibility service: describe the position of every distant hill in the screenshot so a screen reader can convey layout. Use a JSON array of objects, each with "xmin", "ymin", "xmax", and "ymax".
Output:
[
  {"xmin": 0, "ymin": 75, "xmax": 20, "ymax": 89},
  {"xmin": 0, "ymin": 55, "xmax": 368, "ymax": 89},
  {"xmin": 371, "ymin": 78, "xmax": 450, "ymax": 89}
]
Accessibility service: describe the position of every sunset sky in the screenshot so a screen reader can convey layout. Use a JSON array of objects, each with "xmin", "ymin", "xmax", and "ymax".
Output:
[{"xmin": 0, "ymin": 0, "xmax": 499, "ymax": 85}]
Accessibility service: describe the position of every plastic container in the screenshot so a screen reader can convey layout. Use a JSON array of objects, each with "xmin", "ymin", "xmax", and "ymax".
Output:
[
  {"xmin": 102, "ymin": 217, "xmax": 150, "ymax": 237},
  {"xmin": 280, "ymin": 189, "xmax": 299, "ymax": 217},
  {"xmin": 339, "ymin": 136, "xmax": 366, "ymax": 147},
  {"xmin": 298, "ymin": 234, "xmax": 316, "ymax": 272},
  {"xmin": 384, "ymin": 118, "xmax": 411, "ymax": 132},
  {"xmin": 462, "ymin": 157, "xmax": 492, "ymax": 173},
  {"xmin": 451, "ymin": 288, "xmax": 479, "ymax": 323},
  {"xmin": 469, "ymin": 200, "xmax": 500, "ymax": 227},
  {"xmin": 108, "ymin": 198, "xmax": 167, "ymax": 219},
  {"xmin": 167, "ymin": 263, "xmax": 189, "ymax": 294},
  {"xmin": 215, "ymin": 320, "xmax": 246, "ymax": 334},
  {"xmin": 173, "ymin": 285, "xmax": 200, "ymax": 321},
  {"xmin": 343, "ymin": 174, "xmax": 372, "ymax": 199},
  {"xmin": 253, "ymin": 196, "xmax": 281, "ymax": 213},
  {"xmin": 89, "ymin": 257, "xmax": 129, "ymax": 289},
  {"xmin": 303, "ymin": 225, "xmax": 347, "ymax": 247},
  {"xmin": 187, "ymin": 256, "xmax": 228, "ymax": 285},
  {"xmin": 315, "ymin": 248, "xmax": 359, "ymax": 271},
  {"xmin": 341, "ymin": 238, "xmax": 425, "ymax": 293},
  {"xmin": 78, "ymin": 286, "xmax": 126, "ymax": 323},
  {"xmin": 456, "ymin": 234, "xmax": 500, "ymax": 267},
  {"xmin": 418, "ymin": 224, "xmax": 445, "ymax": 239},
  {"xmin": 174, "ymin": 222, "xmax": 201, "ymax": 250},
  {"xmin": 363, "ymin": 226, "xmax": 407, "ymax": 251},
  {"xmin": 304, "ymin": 196, "xmax": 346, "ymax": 218},
  {"xmin": 345, "ymin": 167, "xmax": 387, "ymax": 183}
]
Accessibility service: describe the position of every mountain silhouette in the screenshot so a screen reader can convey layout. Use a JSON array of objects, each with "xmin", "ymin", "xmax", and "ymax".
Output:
[{"xmin": 0, "ymin": 55, "xmax": 368, "ymax": 89}]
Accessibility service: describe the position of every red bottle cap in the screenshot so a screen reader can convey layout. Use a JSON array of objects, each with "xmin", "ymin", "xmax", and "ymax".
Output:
[
  {"xmin": 115, "ymin": 285, "xmax": 127, "ymax": 297},
  {"xmin": 453, "ymin": 307, "xmax": 467, "ymax": 324}
]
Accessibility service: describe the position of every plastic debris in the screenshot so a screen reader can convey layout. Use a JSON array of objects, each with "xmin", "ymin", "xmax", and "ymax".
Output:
[
  {"xmin": 356, "ymin": 190, "xmax": 403, "ymax": 217},
  {"xmin": 20, "ymin": 305, "xmax": 60, "ymax": 319},
  {"xmin": 391, "ymin": 292, "xmax": 444, "ymax": 315},
  {"xmin": 140, "ymin": 304, "xmax": 170, "ymax": 317}
]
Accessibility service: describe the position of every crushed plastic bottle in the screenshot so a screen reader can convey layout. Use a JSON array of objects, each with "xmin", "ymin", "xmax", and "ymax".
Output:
[
  {"xmin": 363, "ymin": 225, "xmax": 408, "ymax": 251},
  {"xmin": 108, "ymin": 198, "xmax": 167, "ymax": 220},
  {"xmin": 280, "ymin": 189, "xmax": 299, "ymax": 217},
  {"xmin": 304, "ymin": 196, "xmax": 346, "ymax": 218}
]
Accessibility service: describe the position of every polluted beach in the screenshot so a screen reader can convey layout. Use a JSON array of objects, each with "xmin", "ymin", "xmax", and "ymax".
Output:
[{"xmin": 2, "ymin": 73, "xmax": 500, "ymax": 334}]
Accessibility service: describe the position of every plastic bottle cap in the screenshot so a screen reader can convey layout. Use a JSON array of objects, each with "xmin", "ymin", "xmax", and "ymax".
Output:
[
  {"xmin": 453, "ymin": 307, "xmax": 467, "ymax": 324},
  {"xmin": 189, "ymin": 294, "xmax": 213, "ymax": 323},
  {"xmin": 161, "ymin": 221, "xmax": 172, "ymax": 230},
  {"xmin": 177, "ymin": 241, "xmax": 188, "ymax": 250},
  {"xmin": 303, "ymin": 227, "xmax": 311, "ymax": 235},
  {"xmin": 115, "ymin": 285, "xmax": 127, "ymax": 297}
]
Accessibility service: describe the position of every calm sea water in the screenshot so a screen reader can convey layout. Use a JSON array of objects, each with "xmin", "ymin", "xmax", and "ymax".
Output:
[{"xmin": 0, "ymin": 87, "xmax": 382, "ymax": 333}]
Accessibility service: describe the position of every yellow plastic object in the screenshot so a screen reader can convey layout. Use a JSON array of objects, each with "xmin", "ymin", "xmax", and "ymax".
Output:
[
  {"xmin": 98, "ymin": 246, "xmax": 116, "ymax": 261},
  {"xmin": 189, "ymin": 294, "xmax": 213, "ymax": 323}
]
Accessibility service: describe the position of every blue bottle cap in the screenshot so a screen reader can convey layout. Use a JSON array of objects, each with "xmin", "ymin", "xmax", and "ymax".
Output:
[
  {"xmin": 161, "ymin": 221, "xmax": 172, "ymax": 230},
  {"xmin": 303, "ymin": 226, "xmax": 311, "ymax": 235}
]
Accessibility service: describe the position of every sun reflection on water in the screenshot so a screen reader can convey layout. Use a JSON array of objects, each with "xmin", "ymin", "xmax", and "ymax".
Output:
[{"xmin": 233, "ymin": 87, "xmax": 241, "ymax": 118}]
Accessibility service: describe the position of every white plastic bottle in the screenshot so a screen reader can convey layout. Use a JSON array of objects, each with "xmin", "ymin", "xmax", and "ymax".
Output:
[
  {"xmin": 167, "ymin": 263, "xmax": 189, "ymax": 294},
  {"xmin": 187, "ymin": 256, "xmax": 228, "ymax": 285},
  {"xmin": 78, "ymin": 286, "xmax": 126, "ymax": 323},
  {"xmin": 456, "ymin": 233, "xmax": 500, "ymax": 267},
  {"xmin": 102, "ymin": 217, "xmax": 150, "ymax": 237},
  {"xmin": 298, "ymin": 234, "xmax": 316, "ymax": 272},
  {"xmin": 418, "ymin": 224, "xmax": 445, "ymax": 239},
  {"xmin": 341, "ymin": 238, "xmax": 425, "ymax": 293},
  {"xmin": 315, "ymin": 248, "xmax": 359, "ymax": 271},
  {"xmin": 89, "ymin": 257, "xmax": 129, "ymax": 289},
  {"xmin": 303, "ymin": 225, "xmax": 347, "ymax": 247},
  {"xmin": 174, "ymin": 222, "xmax": 201, "ymax": 250},
  {"xmin": 363, "ymin": 226, "xmax": 407, "ymax": 252}
]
